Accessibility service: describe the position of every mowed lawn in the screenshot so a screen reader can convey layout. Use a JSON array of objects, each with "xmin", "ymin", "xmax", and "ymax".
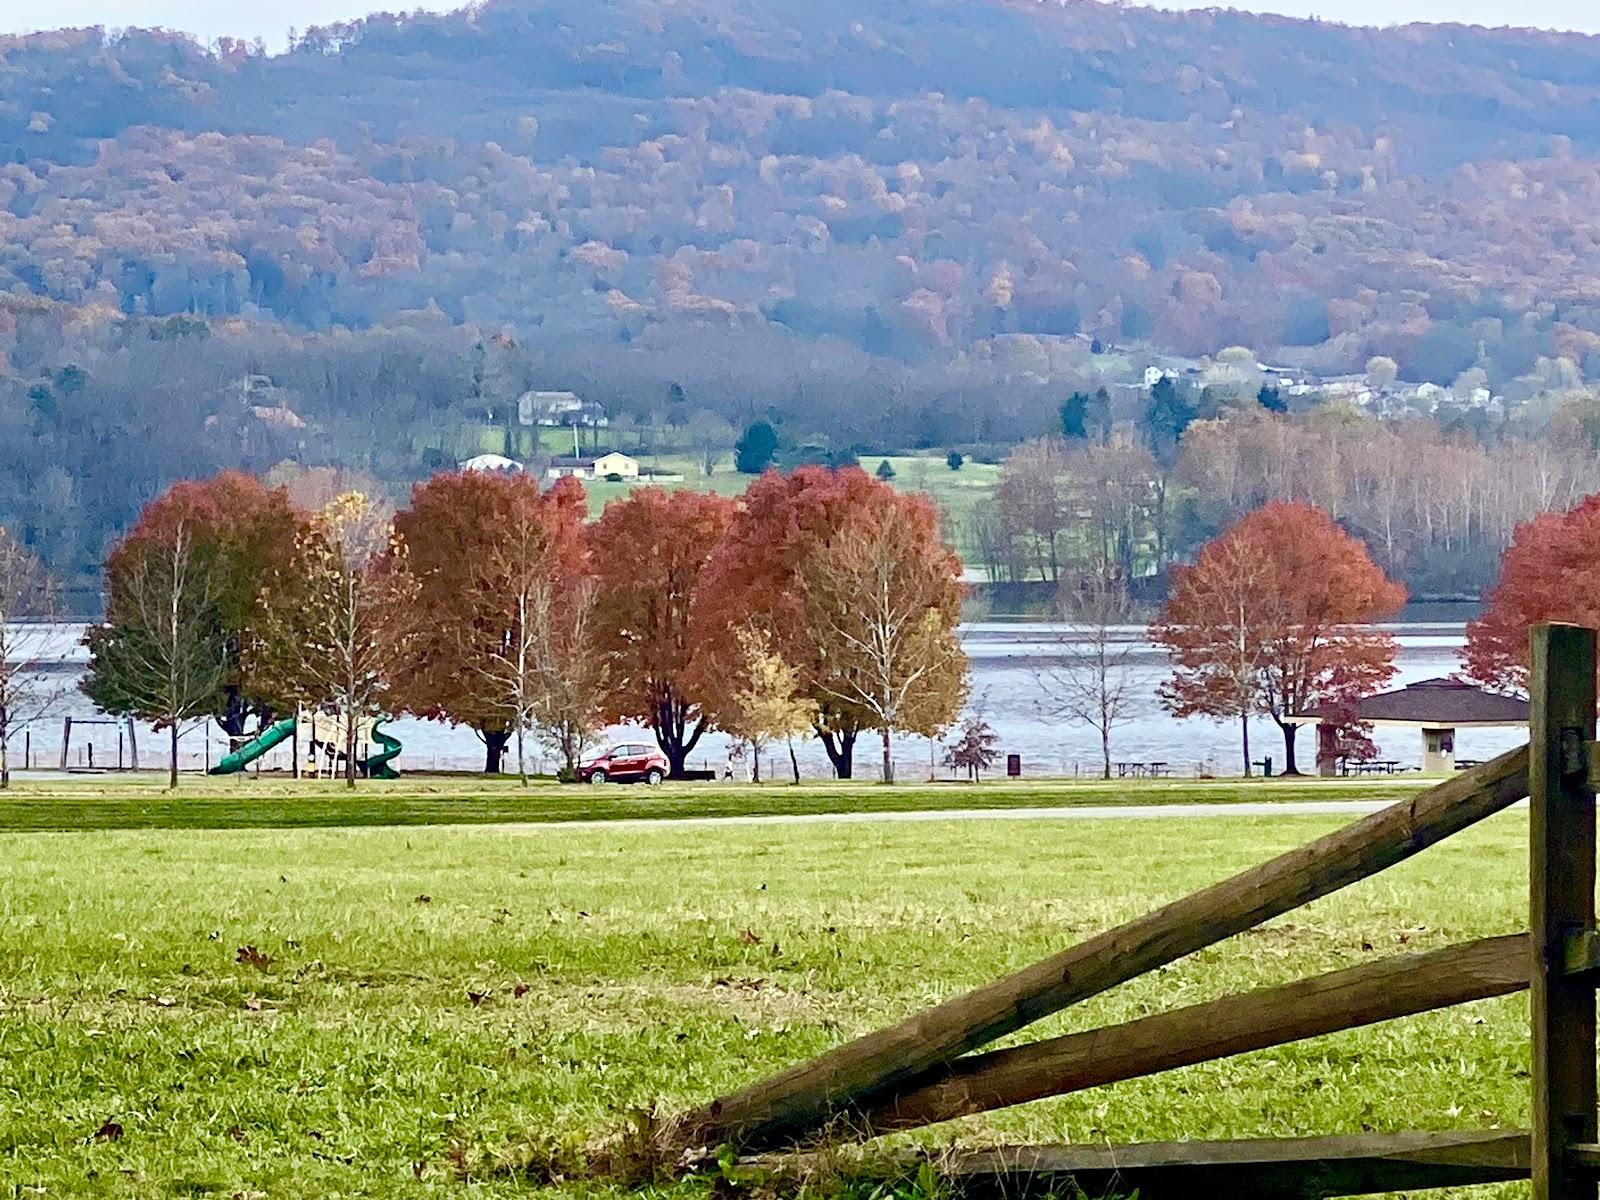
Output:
[
  {"xmin": 0, "ymin": 772, "xmax": 1426, "ymax": 833},
  {"xmin": 0, "ymin": 806, "xmax": 1531, "ymax": 1197}
]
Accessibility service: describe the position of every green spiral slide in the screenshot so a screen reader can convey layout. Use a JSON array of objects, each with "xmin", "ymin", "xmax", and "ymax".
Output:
[
  {"xmin": 360, "ymin": 721, "xmax": 403, "ymax": 780},
  {"xmin": 208, "ymin": 718, "xmax": 298, "ymax": 776}
]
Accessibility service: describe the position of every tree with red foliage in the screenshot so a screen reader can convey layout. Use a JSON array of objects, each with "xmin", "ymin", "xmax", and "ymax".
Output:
[
  {"xmin": 1155, "ymin": 501, "xmax": 1405, "ymax": 774},
  {"xmin": 391, "ymin": 472, "xmax": 588, "ymax": 773},
  {"xmin": 84, "ymin": 471, "xmax": 299, "ymax": 737},
  {"xmin": 1464, "ymin": 494, "xmax": 1600, "ymax": 695},
  {"xmin": 590, "ymin": 488, "xmax": 735, "ymax": 778},
  {"xmin": 693, "ymin": 466, "xmax": 963, "ymax": 779}
]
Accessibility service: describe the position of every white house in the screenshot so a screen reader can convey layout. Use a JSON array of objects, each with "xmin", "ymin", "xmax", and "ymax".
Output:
[{"xmin": 519, "ymin": 390, "xmax": 609, "ymax": 429}]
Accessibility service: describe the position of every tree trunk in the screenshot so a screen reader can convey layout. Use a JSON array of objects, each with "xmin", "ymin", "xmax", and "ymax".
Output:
[
  {"xmin": 752, "ymin": 743, "xmax": 761, "ymax": 784},
  {"xmin": 881, "ymin": 728, "xmax": 894, "ymax": 784},
  {"xmin": 481, "ymin": 727, "xmax": 510, "ymax": 774},
  {"xmin": 1242, "ymin": 713, "xmax": 1252, "ymax": 778},
  {"xmin": 654, "ymin": 693, "xmax": 706, "ymax": 778},
  {"xmin": 788, "ymin": 738, "xmax": 800, "ymax": 785},
  {"xmin": 169, "ymin": 722, "xmax": 179, "ymax": 790},
  {"xmin": 345, "ymin": 714, "xmax": 357, "ymax": 789},
  {"xmin": 1280, "ymin": 720, "xmax": 1301, "ymax": 776},
  {"xmin": 1100, "ymin": 726, "xmax": 1111, "ymax": 780},
  {"xmin": 516, "ymin": 724, "xmax": 528, "ymax": 787},
  {"xmin": 1, "ymin": 719, "xmax": 10, "ymax": 790},
  {"xmin": 820, "ymin": 728, "xmax": 857, "ymax": 779}
]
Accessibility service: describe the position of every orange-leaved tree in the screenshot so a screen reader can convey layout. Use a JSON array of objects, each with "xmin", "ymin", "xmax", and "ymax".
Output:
[
  {"xmin": 1155, "ymin": 501, "xmax": 1405, "ymax": 774},
  {"xmin": 590, "ymin": 488, "xmax": 735, "ymax": 778},
  {"xmin": 1464, "ymin": 494, "xmax": 1600, "ymax": 695},
  {"xmin": 391, "ymin": 471, "xmax": 587, "ymax": 774},
  {"xmin": 693, "ymin": 466, "xmax": 963, "ymax": 779},
  {"xmin": 84, "ymin": 471, "xmax": 299, "ymax": 737}
]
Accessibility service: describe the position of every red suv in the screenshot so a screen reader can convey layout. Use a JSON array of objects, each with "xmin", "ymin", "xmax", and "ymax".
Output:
[{"xmin": 580, "ymin": 743, "xmax": 669, "ymax": 785}]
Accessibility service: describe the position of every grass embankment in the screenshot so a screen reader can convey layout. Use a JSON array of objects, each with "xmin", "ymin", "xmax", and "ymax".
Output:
[
  {"xmin": 1, "ymin": 806, "xmax": 1528, "ymax": 1197},
  {"xmin": 0, "ymin": 772, "xmax": 1426, "ymax": 833}
]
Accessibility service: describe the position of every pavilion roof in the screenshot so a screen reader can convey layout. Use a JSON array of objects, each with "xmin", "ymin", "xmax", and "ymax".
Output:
[{"xmin": 1300, "ymin": 677, "xmax": 1528, "ymax": 726}]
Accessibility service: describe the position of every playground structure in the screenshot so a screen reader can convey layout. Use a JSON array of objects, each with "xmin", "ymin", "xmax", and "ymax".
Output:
[
  {"xmin": 642, "ymin": 623, "xmax": 1600, "ymax": 1199},
  {"xmin": 208, "ymin": 709, "xmax": 402, "ymax": 778},
  {"xmin": 58, "ymin": 716, "xmax": 140, "ymax": 771}
]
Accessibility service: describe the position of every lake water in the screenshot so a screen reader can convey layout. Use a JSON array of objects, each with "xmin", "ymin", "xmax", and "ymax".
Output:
[{"xmin": 11, "ymin": 622, "xmax": 1523, "ymax": 779}]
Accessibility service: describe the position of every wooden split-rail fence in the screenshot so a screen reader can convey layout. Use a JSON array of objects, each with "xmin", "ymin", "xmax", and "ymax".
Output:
[{"xmin": 637, "ymin": 623, "xmax": 1600, "ymax": 1198}]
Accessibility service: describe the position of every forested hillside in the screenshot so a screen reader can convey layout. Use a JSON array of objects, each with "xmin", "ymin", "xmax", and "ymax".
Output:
[{"xmin": 7, "ymin": 0, "xmax": 1600, "ymax": 591}]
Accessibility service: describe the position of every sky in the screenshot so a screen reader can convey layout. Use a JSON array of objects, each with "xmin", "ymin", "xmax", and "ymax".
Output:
[{"xmin": 0, "ymin": 0, "xmax": 1596, "ymax": 46}]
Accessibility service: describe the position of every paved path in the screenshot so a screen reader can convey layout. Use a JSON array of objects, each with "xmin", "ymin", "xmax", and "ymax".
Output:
[{"xmin": 508, "ymin": 798, "xmax": 1450, "ymax": 833}]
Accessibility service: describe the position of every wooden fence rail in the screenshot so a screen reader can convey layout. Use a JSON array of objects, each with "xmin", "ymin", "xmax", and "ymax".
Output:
[
  {"xmin": 668, "ymin": 742, "xmax": 1530, "ymax": 1155},
  {"xmin": 639, "ymin": 623, "xmax": 1600, "ymax": 1199},
  {"xmin": 860, "ymin": 933, "xmax": 1529, "ymax": 1134}
]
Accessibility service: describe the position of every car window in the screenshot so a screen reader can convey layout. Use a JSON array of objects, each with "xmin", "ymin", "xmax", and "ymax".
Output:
[{"xmin": 628, "ymin": 744, "xmax": 649, "ymax": 756}]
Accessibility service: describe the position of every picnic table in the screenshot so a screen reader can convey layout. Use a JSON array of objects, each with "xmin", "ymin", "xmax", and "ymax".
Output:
[
  {"xmin": 1115, "ymin": 761, "xmax": 1172, "ymax": 779},
  {"xmin": 1347, "ymin": 759, "xmax": 1403, "ymax": 776}
]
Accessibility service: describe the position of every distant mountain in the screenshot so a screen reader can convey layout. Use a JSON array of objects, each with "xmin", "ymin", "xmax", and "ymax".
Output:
[{"xmin": 4, "ymin": 0, "xmax": 1600, "ymax": 386}]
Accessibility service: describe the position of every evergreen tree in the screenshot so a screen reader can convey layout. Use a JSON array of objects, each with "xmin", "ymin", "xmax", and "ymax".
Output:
[
  {"xmin": 734, "ymin": 420, "xmax": 780, "ymax": 474},
  {"xmin": 1059, "ymin": 391, "xmax": 1090, "ymax": 440},
  {"xmin": 875, "ymin": 459, "xmax": 896, "ymax": 481},
  {"xmin": 1144, "ymin": 375, "xmax": 1196, "ymax": 469}
]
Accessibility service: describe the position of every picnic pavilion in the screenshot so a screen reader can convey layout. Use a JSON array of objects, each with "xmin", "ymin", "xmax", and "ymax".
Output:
[{"xmin": 1296, "ymin": 676, "xmax": 1528, "ymax": 775}]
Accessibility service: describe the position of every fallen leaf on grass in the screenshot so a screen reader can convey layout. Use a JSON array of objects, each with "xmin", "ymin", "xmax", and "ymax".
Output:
[
  {"xmin": 236, "ymin": 946, "xmax": 273, "ymax": 972},
  {"xmin": 468, "ymin": 989, "xmax": 490, "ymax": 1007},
  {"xmin": 145, "ymin": 994, "xmax": 177, "ymax": 1008},
  {"xmin": 415, "ymin": 894, "xmax": 432, "ymax": 904},
  {"xmin": 227, "ymin": 1126, "xmax": 249, "ymax": 1144},
  {"xmin": 92, "ymin": 1121, "xmax": 124, "ymax": 1142},
  {"xmin": 513, "ymin": 983, "xmax": 530, "ymax": 999},
  {"xmin": 243, "ymin": 995, "xmax": 263, "ymax": 1012},
  {"xmin": 738, "ymin": 929, "xmax": 761, "ymax": 945}
]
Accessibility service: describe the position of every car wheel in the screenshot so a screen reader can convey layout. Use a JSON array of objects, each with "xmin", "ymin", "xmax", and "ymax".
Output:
[
  {"xmin": 588, "ymin": 769, "xmax": 608, "ymax": 785},
  {"xmin": 645, "ymin": 768, "xmax": 664, "ymax": 786}
]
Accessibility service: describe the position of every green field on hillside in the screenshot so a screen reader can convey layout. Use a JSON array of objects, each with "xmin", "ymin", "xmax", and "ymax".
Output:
[{"xmin": 0, "ymin": 794, "xmax": 1529, "ymax": 1197}]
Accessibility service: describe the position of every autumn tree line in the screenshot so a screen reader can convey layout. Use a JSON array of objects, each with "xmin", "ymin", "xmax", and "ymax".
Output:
[
  {"xmin": 45, "ymin": 466, "xmax": 968, "ymax": 789},
  {"xmin": 978, "ymin": 401, "xmax": 1600, "ymax": 598}
]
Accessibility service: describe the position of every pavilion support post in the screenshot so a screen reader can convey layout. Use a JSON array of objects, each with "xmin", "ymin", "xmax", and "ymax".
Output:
[{"xmin": 1529, "ymin": 623, "xmax": 1597, "ymax": 1200}]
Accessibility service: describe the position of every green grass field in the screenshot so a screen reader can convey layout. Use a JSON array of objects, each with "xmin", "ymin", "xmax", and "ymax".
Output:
[
  {"xmin": 554, "ymin": 449, "xmax": 1000, "ymax": 562},
  {"xmin": 0, "ymin": 781, "xmax": 1532, "ymax": 1197},
  {"xmin": 0, "ymin": 771, "xmax": 1423, "ymax": 833}
]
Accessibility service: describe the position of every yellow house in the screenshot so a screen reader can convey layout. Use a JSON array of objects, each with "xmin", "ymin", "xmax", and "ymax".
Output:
[
  {"xmin": 591, "ymin": 452, "xmax": 640, "ymax": 479},
  {"xmin": 545, "ymin": 451, "xmax": 641, "ymax": 480}
]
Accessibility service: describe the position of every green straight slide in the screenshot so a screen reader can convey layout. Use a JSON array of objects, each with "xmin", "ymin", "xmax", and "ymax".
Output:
[{"xmin": 208, "ymin": 718, "xmax": 297, "ymax": 776}]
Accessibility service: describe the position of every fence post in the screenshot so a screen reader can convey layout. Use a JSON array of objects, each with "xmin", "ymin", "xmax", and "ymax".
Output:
[{"xmin": 1530, "ymin": 623, "xmax": 1598, "ymax": 1200}]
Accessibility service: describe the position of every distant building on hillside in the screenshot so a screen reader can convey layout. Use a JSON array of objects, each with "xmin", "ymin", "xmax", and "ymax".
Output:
[
  {"xmin": 519, "ymin": 390, "xmax": 608, "ymax": 429},
  {"xmin": 461, "ymin": 453, "xmax": 524, "ymax": 474},
  {"xmin": 546, "ymin": 451, "xmax": 640, "ymax": 480}
]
